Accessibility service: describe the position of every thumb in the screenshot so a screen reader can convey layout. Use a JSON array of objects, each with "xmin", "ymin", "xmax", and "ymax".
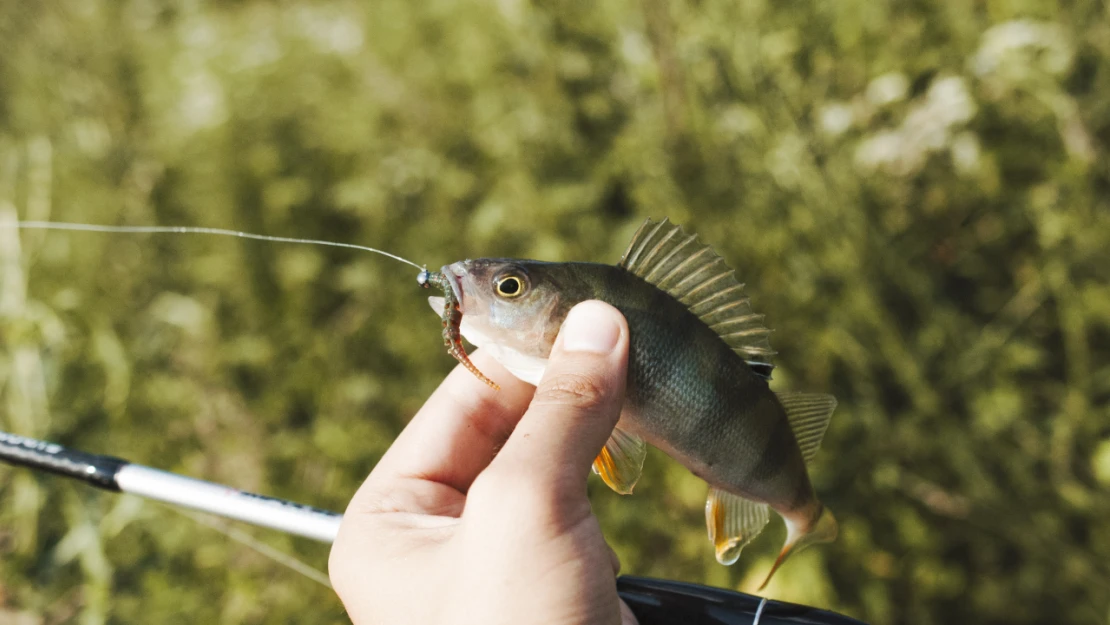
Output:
[{"xmin": 487, "ymin": 300, "xmax": 629, "ymax": 495}]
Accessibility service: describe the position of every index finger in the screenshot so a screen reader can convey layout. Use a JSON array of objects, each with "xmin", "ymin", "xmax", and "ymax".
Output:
[{"xmin": 362, "ymin": 350, "xmax": 536, "ymax": 497}]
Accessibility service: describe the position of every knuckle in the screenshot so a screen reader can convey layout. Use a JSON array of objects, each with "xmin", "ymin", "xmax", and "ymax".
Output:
[
  {"xmin": 446, "ymin": 386, "xmax": 516, "ymax": 443},
  {"xmin": 469, "ymin": 469, "xmax": 560, "ymax": 518},
  {"xmin": 468, "ymin": 469, "xmax": 530, "ymax": 504},
  {"xmin": 533, "ymin": 372, "xmax": 608, "ymax": 410}
]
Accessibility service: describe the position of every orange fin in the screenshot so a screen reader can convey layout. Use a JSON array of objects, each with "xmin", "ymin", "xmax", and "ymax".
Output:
[
  {"xmin": 591, "ymin": 427, "xmax": 646, "ymax": 494},
  {"xmin": 759, "ymin": 505, "xmax": 838, "ymax": 590},
  {"xmin": 705, "ymin": 488, "xmax": 770, "ymax": 565}
]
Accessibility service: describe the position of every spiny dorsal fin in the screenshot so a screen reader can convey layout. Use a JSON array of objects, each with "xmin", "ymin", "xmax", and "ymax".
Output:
[
  {"xmin": 775, "ymin": 391, "xmax": 837, "ymax": 463},
  {"xmin": 620, "ymin": 218, "xmax": 775, "ymax": 371}
]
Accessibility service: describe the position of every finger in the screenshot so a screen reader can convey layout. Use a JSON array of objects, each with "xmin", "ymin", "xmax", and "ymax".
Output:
[
  {"xmin": 607, "ymin": 542, "xmax": 622, "ymax": 576},
  {"xmin": 353, "ymin": 349, "xmax": 535, "ymax": 508},
  {"xmin": 620, "ymin": 599, "xmax": 641, "ymax": 625},
  {"xmin": 486, "ymin": 300, "xmax": 629, "ymax": 494}
]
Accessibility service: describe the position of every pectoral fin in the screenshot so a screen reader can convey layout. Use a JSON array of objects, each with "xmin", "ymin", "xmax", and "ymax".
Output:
[
  {"xmin": 705, "ymin": 487, "xmax": 770, "ymax": 565},
  {"xmin": 591, "ymin": 427, "xmax": 646, "ymax": 495}
]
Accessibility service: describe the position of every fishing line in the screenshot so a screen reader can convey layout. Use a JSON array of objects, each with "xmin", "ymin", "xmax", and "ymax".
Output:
[
  {"xmin": 4, "ymin": 221, "xmax": 425, "ymax": 270},
  {"xmin": 752, "ymin": 597, "xmax": 768, "ymax": 625},
  {"xmin": 177, "ymin": 508, "xmax": 332, "ymax": 588}
]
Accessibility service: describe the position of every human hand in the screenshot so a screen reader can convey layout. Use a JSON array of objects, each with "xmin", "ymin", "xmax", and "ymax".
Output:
[{"xmin": 330, "ymin": 301, "xmax": 639, "ymax": 625}]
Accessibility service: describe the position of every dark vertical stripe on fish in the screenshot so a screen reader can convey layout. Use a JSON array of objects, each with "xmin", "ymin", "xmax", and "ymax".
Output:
[{"xmin": 746, "ymin": 406, "xmax": 800, "ymax": 486}]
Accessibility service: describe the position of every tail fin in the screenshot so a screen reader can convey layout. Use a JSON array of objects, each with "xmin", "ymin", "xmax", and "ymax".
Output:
[{"xmin": 758, "ymin": 505, "xmax": 838, "ymax": 591}]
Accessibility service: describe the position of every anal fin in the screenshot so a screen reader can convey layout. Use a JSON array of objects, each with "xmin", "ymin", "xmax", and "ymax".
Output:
[
  {"xmin": 705, "ymin": 487, "xmax": 770, "ymax": 565},
  {"xmin": 591, "ymin": 427, "xmax": 646, "ymax": 495}
]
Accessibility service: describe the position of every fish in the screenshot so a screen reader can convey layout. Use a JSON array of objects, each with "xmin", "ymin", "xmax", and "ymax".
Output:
[{"xmin": 425, "ymin": 218, "xmax": 839, "ymax": 588}]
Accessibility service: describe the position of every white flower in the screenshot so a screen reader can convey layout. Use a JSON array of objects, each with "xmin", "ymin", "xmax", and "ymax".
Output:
[
  {"xmin": 925, "ymin": 76, "xmax": 977, "ymax": 126},
  {"xmin": 950, "ymin": 132, "xmax": 982, "ymax": 176},
  {"xmin": 971, "ymin": 20, "xmax": 1073, "ymax": 80},
  {"xmin": 818, "ymin": 102, "xmax": 855, "ymax": 137},
  {"xmin": 855, "ymin": 76, "xmax": 978, "ymax": 176},
  {"xmin": 866, "ymin": 73, "xmax": 910, "ymax": 107},
  {"xmin": 855, "ymin": 130, "xmax": 903, "ymax": 171}
]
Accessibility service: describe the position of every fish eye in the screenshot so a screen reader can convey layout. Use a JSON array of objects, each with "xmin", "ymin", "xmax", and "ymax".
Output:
[{"xmin": 495, "ymin": 274, "xmax": 526, "ymax": 298}]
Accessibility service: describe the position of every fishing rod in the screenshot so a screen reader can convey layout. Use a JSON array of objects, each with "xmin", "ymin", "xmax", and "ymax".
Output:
[
  {"xmin": 0, "ymin": 429, "xmax": 342, "ymax": 542},
  {"xmin": 0, "ymin": 429, "xmax": 866, "ymax": 625}
]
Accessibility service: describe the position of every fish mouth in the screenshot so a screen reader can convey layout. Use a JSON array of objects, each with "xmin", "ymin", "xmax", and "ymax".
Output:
[{"xmin": 440, "ymin": 263, "xmax": 465, "ymax": 305}]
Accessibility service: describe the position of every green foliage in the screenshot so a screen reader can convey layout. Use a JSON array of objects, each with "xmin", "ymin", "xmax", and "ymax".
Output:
[{"xmin": 2, "ymin": 1, "xmax": 1109, "ymax": 623}]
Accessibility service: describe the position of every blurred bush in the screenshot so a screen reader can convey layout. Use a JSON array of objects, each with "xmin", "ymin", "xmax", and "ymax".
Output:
[{"xmin": 1, "ymin": 1, "xmax": 1108, "ymax": 623}]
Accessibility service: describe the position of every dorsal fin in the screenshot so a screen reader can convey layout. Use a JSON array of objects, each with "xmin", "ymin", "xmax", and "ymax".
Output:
[
  {"xmin": 775, "ymin": 392, "xmax": 837, "ymax": 463},
  {"xmin": 619, "ymin": 218, "xmax": 775, "ymax": 372}
]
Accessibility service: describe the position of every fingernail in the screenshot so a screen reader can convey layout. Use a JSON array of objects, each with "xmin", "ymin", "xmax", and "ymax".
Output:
[{"xmin": 561, "ymin": 302, "xmax": 621, "ymax": 354}]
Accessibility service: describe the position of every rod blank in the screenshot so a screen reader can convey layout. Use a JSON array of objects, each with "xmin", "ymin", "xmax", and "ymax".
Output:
[{"xmin": 0, "ymin": 430, "xmax": 341, "ymax": 543}]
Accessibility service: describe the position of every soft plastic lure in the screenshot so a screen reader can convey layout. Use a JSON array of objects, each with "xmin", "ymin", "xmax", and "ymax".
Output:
[{"xmin": 418, "ymin": 267, "xmax": 500, "ymax": 390}]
